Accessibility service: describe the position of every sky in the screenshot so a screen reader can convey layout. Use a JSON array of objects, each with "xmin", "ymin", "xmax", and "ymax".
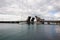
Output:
[{"xmin": 0, "ymin": 0, "xmax": 60, "ymax": 21}]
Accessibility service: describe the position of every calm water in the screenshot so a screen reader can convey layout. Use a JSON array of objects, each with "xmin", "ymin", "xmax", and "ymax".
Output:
[{"xmin": 0, "ymin": 23, "xmax": 60, "ymax": 40}]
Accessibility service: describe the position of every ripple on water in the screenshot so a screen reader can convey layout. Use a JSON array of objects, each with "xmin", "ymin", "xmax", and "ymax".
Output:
[{"xmin": 0, "ymin": 23, "xmax": 60, "ymax": 40}]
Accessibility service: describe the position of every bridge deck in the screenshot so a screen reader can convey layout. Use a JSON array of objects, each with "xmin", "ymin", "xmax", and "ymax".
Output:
[{"xmin": 41, "ymin": 20, "xmax": 60, "ymax": 22}]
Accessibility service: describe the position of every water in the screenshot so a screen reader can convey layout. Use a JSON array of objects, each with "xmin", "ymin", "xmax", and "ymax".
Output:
[{"xmin": 0, "ymin": 23, "xmax": 60, "ymax": 40}]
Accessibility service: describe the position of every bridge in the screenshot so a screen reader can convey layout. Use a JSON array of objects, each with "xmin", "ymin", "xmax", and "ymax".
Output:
[
  {"xmin": 26, "ymin": 16, "xmax": 60, "ymax": 24},
  {"xmin": 39, "ymin": 20, "xmax": 60, "ymax": 24}
]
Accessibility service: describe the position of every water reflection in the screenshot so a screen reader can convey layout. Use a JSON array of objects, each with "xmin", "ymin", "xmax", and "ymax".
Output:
[
  {"xmin": 44, "ymin": 25, "xmax": 56, "ymax": 40},
  {"xmin": 0, "ymin": 23, "xmax": 60, "ymax": 40}
]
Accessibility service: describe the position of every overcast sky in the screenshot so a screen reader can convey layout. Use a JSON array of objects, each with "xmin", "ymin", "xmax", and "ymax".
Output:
[{"xmin": 0, "ymin": 0, "xmax": 60, "ymax": 21}]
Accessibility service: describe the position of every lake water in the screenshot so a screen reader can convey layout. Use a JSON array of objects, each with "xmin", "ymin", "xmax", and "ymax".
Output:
[{"xmin": 0, "ymin": 23, "xmax": 60, "ymax": 40}]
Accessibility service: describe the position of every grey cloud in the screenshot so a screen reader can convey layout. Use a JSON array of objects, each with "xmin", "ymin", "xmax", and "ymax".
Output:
[{"xmin": 0, "ymin": 0, "xmax": 60, "ymax": 21}]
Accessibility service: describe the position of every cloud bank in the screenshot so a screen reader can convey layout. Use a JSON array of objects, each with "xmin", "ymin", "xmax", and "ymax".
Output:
[{"xmin": 0, "ymin": 0, "xmax": 60, "ymax": 21}]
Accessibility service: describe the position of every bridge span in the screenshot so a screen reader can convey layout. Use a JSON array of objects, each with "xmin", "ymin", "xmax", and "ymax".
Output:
[{"xmin": 40, "ymin": 20, "xmax": 60, "ymax": 24}]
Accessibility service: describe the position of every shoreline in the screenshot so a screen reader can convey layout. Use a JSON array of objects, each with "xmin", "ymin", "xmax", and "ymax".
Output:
[
  {"xmin": 0, "ymin": 21, "xmax": 60, "ymax": 25},
  {"xmin": 0, "ymin": 21, "xmax": 28, "ymax": 23}
]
